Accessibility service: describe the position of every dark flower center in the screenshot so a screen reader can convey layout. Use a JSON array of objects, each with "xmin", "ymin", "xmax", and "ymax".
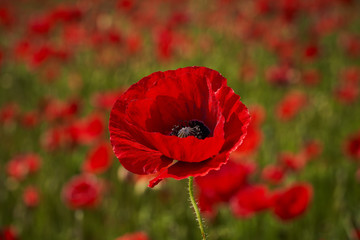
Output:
[{"xmin": 170, "ymin": 120, "xmax": 210, "ymax": 139}]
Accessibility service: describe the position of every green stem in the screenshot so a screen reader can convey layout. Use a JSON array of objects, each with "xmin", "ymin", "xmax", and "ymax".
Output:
[{"xmin": 188, "ymin": 176, "xmax": 207, "ymax": 240}]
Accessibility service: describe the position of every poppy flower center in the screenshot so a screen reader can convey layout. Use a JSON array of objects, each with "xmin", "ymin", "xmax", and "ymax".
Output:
[{"xmin": 170, "ymin": 120, "xmax": 210, "ymax": 139}]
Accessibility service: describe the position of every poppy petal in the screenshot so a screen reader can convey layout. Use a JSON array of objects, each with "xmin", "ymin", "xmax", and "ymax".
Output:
[{"xmin": 148, "ymin": 153, "xmax": 229, "ymax": 188}]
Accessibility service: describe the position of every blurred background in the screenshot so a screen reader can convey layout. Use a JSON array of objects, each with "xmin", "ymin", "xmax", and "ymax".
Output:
[{"xmin": 1, "ymin": 0, "xmax": 360, "ymax": 239}]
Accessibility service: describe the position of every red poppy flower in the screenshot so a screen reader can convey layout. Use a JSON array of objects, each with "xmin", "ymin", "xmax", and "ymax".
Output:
[
  {"xmin": 0, "ymin": 226, "xmax": 18, "ymax": 240},
  {"xmin": 265, "ymin": 64, "xmax": 297, "ymax": 86},
  {"xmin": 195, "ymin": 159, "xmax": 255, "ymax": 215},
  {"xmin": 334, "ymin": 84, "xmax": 359, "ymax": 104},
  {"xmin": 23, "ymin": 186, "xmax": 40, "ymax": 208},
  {"xmin": 109, "ymin": 67, "xmax": 250, "ymax": 188},
  {"xmin": 116, "ymin": 232, "xmax": 148, "ymax": 240},
  {"xmin": 21, "ymin": 111, "xmax": 39, "ymax": 128},
  {"xmin": 6, "ymin": 154, "xmax": 42, "ymax": 181},
  {"xmin": 0, "ymin": 7, "xmax": 14, "ymax": 28},
  {"xmin": 92, "ymin": 89, "xmax": 126, "ymax": 110},
  {"xmin": 344, "ymin": 131, "xmax": 360, "ymax": 160},
  {"xmin": 279, "ymin": 152, "xmax": 306, "ymax": 171},
  {"xmin": 302, "ymin": 140, "xmax": 322, "ymax": 161},
  {"xmin": 276, "ymin": 90, "xmax": 307, "ymax": 121},
  {"xmin": 0, "ymin": 102, "xmax": 19, "ymax": 125},
  {"xmin": 302, "ymin": 69, "xmax": 321, "ymax": 86},
  {"xmin": 62, "ymin": 174, "xmax": 103, "ymax": 209},
  {"xmin": 272, "ymin": 183, "xmax": 313, "ymax": 221},
  {"xmin": 66, "ymin": 113, "xmax": 104, "ymax": 145},
  {"xmin": 82, "ymin": 142, "xmax": 113, "ymax": 174},
  {"xmin": 261, "ymin": 164, "xmax": 285, "ymax": 184},
  {"xmin": 230, "ymin": 184, "xmax": 272, "ymax": 218}
]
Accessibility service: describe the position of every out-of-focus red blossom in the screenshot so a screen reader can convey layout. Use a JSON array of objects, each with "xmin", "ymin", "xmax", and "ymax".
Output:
[
  {"xmin": 340, "ymin": 67, "xmax": 360, "ymax": 86},
  {"xmin": 67, "ymin": 114, "xmax": 104, "ymax": 145},
  {"xmin": 262, "ymin": 165, "xmax": 285, "ymax": 184},
  {"xmin": 6, "ymin": 154, "xmax": 42, "ymax": 181},
  {"xmin": 117, "ymin": 0, "xmax": 135, "ymax": 12},
  {"xmin": 280, "ymin": 0, "xmax": 301, "ymax": 22},
  {"xmin": 14, "ymin": 40, "xmax": 32, "ymax": 61},
  {"xmin": 272, "ymin": 183, "xmax": 313, "ymax": 221},
  {"xmin": 62, "ymin": 24, "xmax": 87, "ymax": 46},
  {"xmin": 302, "ymin": 140, "xmax": 323, "ymax": 161},
  {"xmin": 28, "ymin": 15, "xmax": 54, "ymax": 35},
  {"xmin": 155, "ymin": 28, "xmax": 174, "ymax": 61},
  {"xmin": 233, "ymin": 126, "xmax": 262, "ymax": 157},
  {"xmin": 303, "ymin": 43, "xmax": 319, "ymax": 61},
  {"xmin": 21, "ymin": 111, "xmax": 39, "ymax": 128},
  {"xmin": 279, "ymin": 152, "xmax": 306, "ymax": 171},
  {"xmin": 41, "ymin": 98, "xmax": 80, "ymax": 122},
  {"xmin": 23, "ymin": 186, "xmax": 40, "ymax": 208},
  {"xmin": 195, "ymin": 160, "xmax": 255, "ymax": 215},
  {"xmin": 344, "ymin": 131, "xmax": 360, "ymax": 160},
  {"xmin": 353, "ymin": 229, "xmax": 360, "ymax": 240},
  {"xmin": 109, "ymin": 67, "xmax": 250, "ymax": 188},
  {"xmin": 92, "ymin": 89, "xmax": 125, "ymax": 110},
  {"xmin": 41, "ymin": 127, "xmax": 64, "ymax": 151},
  {"xmin": 0, "ymin": 226, "xmax": 18, "ymax": 240},
  {"xmin": 0, "ymin": 7, "xmax": 14, "ymax": 28},
  {"xmin": 249, "ymin": 105, "xmax": 266, "ymax": 126},
  {"xmin": 126, "ymin": 33, "xmax": 142, "ymax": 54},
  {"xmin": 266, "ymin": 64, "xmax": 297, "ymax": 86},
  {"xmin": 50, "ymin": 6, "xmax": 82, "ymax": 23},
  {"xmin": 302, "ymin": 69, "xmax": 321, "ymax": 86},
  {"xmin": 233, "ymin": 105, "xmax": 265, "ymax": 157},
  {"xmin": 83, "ymin": 142, "xmax": 113, "ymax": 174},
  {"xmin": 115, "ymin": 232, "xmax": 149, "ymax": 240},
  {"xmin": 230, "ymin": 184, "xmax": 272, "ymax": 218},
  {"xmin": 30, "ymin": 45, "xmax": 53, "ymax": 68},
  {"xmin": 166, "ymin": 11, "xmax": 190, "ymax": 29},
  {"xmin": 276, "ymin": 90, "xmax": 307, "ymax": 121},
  {"xmin": 0, "ymin": 103, "xmax": 19, "ymax": 125},
  {"xmin": 62, "ymin": 174, "xmax": 103, "ymax": 209},
  {"xmin": 339, "ymin": 34, "xmax": 360, "ymax": 58},
  {"xmin": 334, "ymin": 84, "xmax": 359, "ymax": 104}
]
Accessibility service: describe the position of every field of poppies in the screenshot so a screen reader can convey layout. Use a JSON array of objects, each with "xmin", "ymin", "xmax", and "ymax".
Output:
[{"xmin": 1, "ymin": 0, "xmax": 360, "ymax": 239}]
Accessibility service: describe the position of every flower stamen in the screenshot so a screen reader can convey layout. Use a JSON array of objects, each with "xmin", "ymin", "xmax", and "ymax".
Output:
[{"xmin": 171, "ymin": 120, "xmax": 210, "ymax": 139}]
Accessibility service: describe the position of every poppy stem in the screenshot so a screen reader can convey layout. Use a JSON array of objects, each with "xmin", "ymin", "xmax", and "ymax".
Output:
[{"xmin": 188, "ymin": 176, "xmax": 207, "ymax": 240}]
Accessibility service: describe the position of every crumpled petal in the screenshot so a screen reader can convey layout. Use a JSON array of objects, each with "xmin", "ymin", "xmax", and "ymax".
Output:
[{"xmin": 149, "ymin": 153, "xmax": 229, "ymax": 188}]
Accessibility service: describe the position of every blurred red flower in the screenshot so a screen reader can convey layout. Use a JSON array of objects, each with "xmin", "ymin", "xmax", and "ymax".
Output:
[
  {"xmin": 261, "ymin": 164, "xmax": 285, "ymax": 184},
  {"xmin": 334, "ymin": 84, "xmax": 359, "ymax": 104},
  {"xmin": 0, "ymin": 103, "xmax": 19, "ymax": 125},
  {"xmin": 195, "ymin": 159, "xmax": 255, "ymax": 215},
  {"xmin": 92, "ymin": 89, "xmax": 125, "ymax": 110},
  {"xmin": 23, "ymin": 186, "xmax": 40, "ymax": 208},
  {"xmin": 67, "ymin": 113, "xmax": 104, "ymax": 145},
  {"xmin": 20, "ymin": 111, "xmax": 39, "ymax": 128},
  {"xmin": 302, "ymin": 69, "xmax": 321, "ymax": 86},
  {"xmin": 28, "ymin": 15, "xmax": 54, "ymax": 35},
  {"xmin": 109, "ymin": 67, "xmax": 250, "ymax": 188},
  {"xmin": 116, "ymin": 232, "xmax": 148, "ymax": 240},
  {"xmin": 276, "ymin": 90, "xmax": 307, "ymax": 121},
  {"xmin": 6, "ymin": 154, "xmax": 42, "ymax": 181},
  {"xmin": 83, "ymin": 142, "xmax": 113, "ymax": 174},
  {"xmin": 230, "ymin": 184, "xmax": 272, "ymax": 218},
  {"xmin": 302, "ymin": 140, "xmax": 323, "ymax": 161},
  {"xmin": 62, "ymin": 174, "xmax": 103, "ymax": 209},
  {"xmin": 344, "ymin": 131, "xmax": 360, "ymax": 160},
  {"xmin": 0, "ymin": 226, "xmax": 18, "ymax": 240},
  {"xmin": 272, "ymin": 183, "xmax": 312, "ymax": 221},
  {"xmin": 279, "ymin": 152, "xmax": 306, "ymax": 171},
  {"xmin": 0, "ymin": 7, "xmax": 14, "ymax": 28},
  {"xmin": 266, "ymin": 64, "xmax": 296, "ymax": 86}
]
